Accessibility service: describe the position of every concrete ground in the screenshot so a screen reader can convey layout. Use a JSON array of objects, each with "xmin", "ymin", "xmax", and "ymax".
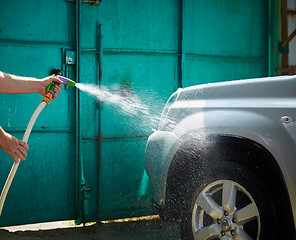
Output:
[{"xmin": 0, "ymin": 217, "xmax": 181, "ymax": 240}]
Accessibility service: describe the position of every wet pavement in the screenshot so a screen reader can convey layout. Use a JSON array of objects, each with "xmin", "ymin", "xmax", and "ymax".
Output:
[{"xmin": 0, "ymin": 218, "xmax": 181, "ymax": 240}]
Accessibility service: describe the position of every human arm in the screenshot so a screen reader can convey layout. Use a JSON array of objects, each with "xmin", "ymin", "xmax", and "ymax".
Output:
[
  {"xmin": 0, "ymin": 71, "xmax": 62, "ymax": 99},
  {"xmin": 0, "ymin": 126, "xmax": 29, "ymax": 163}
]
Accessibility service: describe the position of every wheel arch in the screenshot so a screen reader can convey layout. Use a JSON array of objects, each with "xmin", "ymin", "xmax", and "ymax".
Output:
[{"xmin": 164, "ymin": 134, "xmax": 294, "ymax": 232}]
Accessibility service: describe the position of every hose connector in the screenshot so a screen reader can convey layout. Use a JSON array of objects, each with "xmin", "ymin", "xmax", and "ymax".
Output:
[{"xmin": 41, "ymin": 92, "xmax": 54, "ymax": 105}]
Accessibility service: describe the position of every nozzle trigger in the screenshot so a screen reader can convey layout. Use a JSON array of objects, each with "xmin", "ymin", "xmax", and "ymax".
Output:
[{"xmin": 46, "ymin": 82, "xmax": 58, "ymax": 96}]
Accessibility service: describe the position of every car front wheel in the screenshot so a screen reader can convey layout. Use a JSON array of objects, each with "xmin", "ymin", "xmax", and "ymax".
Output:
[
  {"xmin": 179, "ymin": 163, "xmax": 279, "ymax": 240},
  {"xmin": 192, "ymin": 180, "xmax": 260, "ymax": 239}
]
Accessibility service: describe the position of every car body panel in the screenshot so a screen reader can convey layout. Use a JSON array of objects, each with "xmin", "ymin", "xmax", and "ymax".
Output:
[{"xmin": 145, "ymin": 75, "xmax": 296, "ymax": 227}]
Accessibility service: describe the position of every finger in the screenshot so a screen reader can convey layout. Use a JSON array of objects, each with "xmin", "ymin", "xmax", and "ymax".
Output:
[
  {"xmin": 53, "ymin": 85, "xmax": 62, "ymax": 99},
  {"xmin": 51, "ymin": 77, "xmax": 63, "ymax": 84},
  {"xmin": 15, "ymin": 149, "xmax": 25, "ymax": 160},
  {"xmin": 19, "ymin": 141, "xmax": 29, "ymax": 150},
  {"xmin": 54, "ymin": 84, "xmax": 62, "ymax": 93},
  {"xmin": 17, "ymin": 145, "xmax": 27, "ymax": 158},
  {"xmin": 10, "ymin": 153, "xmax": 19, "ymax": 163}
]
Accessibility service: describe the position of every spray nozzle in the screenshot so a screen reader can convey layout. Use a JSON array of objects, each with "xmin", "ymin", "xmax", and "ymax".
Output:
[
  {"xmin": 46, "ymin": 75, "xmax": 76, "ymax": 93},
  {"xmin": 56, "ymin": 75, "xmax": 76, "ymax": 87},
  {"xmin": 42, "ymin": 75, "xmax": 76, "ymax": 105}
]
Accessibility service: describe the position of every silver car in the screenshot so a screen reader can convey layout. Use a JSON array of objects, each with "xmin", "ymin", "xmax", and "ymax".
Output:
[{"xmin": 145, "ymin": 76, "xmax": 296, "ymax": 240}]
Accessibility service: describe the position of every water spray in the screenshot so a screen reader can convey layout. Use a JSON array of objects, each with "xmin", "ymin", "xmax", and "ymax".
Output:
[{"xmin": 0, "ymin": 75, "xmax": 76, "ymax": 216}]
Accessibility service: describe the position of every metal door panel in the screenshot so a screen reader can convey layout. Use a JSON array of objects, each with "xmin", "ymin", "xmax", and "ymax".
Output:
[
  {"xmin": 184, "ymin": 57, "xmax": 267, "ymax": 87},
  {"xmin": 98, "ymin": 138, "xmax": 155, "ymax": 221},
  {"xmin": 100, "ymin": 54, "xmax": 177, "ymax": 138},
  {"xmin": 182, "ymin": 0, "xmax": 268, "ymax": 87},
  {"xmin": 0, "ymin": 132, "xmax": 76, "ymax": 226},
  {"xmin": 0, "ymin": 1, "xmax": 74, "ymax": 43},
  {"xmin": 184, "ymin": 0, "xmax": 268, "ymax": 57},
  {"xmin": 80, "ymin": 0, "xmax": 180, "ymax": 51},
  {"xmin": 0, "ymin": 0, "xmax": 76, "ymax": 227}
]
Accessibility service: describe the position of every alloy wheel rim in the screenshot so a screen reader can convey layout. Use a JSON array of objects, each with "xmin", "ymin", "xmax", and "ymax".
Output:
[{"xmin": 192, "ymin": 180, "xmax": 260, "ymax": 240}]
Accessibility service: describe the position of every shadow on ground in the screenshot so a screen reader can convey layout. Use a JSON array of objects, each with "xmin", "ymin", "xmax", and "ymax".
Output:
[{"xmin": 0, "ymin": 218, "xmax": 181, "ymax": 240}]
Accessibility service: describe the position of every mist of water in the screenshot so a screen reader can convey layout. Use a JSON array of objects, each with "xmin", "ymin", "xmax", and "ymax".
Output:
[{"xmin": 75, "ymin": 83, "xmax": 163, "ymax": 132}]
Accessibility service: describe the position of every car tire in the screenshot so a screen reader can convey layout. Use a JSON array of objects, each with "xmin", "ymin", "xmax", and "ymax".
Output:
[{"xmin": 179, "ymin": 162, "xmax": 281, "ymax": 240}]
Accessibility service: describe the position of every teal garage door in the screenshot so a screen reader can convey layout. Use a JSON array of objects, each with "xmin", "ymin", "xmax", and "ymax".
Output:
[{"xmin": 0, "ymin": 0, "xmax": 279, "ymax": 226}]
